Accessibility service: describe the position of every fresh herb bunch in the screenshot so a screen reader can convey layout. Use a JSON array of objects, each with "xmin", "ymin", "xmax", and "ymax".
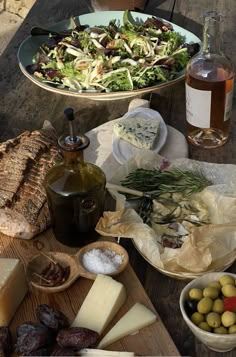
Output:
[
  {"xmin": 121, "ymin": 168, "xmax": 211, "ymax": 223},
  {"xmin": 121, "ymin": 168, "xmax": 211, "ymax": 197}
]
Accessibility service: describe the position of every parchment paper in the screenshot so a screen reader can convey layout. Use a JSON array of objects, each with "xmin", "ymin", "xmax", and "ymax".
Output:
[{"xmin": 96, "ymin": 151, "xmax": 236, "ymax": 276}]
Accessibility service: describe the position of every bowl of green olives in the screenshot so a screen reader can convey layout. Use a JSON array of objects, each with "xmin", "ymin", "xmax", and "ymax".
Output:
[{"xmin": 179, "ymin": 272, "xmax": 236, "ymax": 352}]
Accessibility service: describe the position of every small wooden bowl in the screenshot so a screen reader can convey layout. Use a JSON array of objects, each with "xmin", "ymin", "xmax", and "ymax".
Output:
[
  {"xmin": 26, "ymin": 240, "xmax": 129, "ymax": 293},
  {"xmin": 78, "ymin": 240, "xmax": 129, "ymax": 277}
]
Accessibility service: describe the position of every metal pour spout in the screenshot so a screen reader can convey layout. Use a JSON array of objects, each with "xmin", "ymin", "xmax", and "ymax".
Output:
[
  {"xmin": 59, "ymin": 107, "xmax": 90, "ymax": 152},
  {"xmin": 64, "ymin": 107, "xmax": 79, "ymax": 144}
]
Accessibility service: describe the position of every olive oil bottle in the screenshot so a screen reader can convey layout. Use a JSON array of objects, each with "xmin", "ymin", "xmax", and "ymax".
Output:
[{"xmin": 44, "ymin": 108, "xmax": 106, "ymax": 247}]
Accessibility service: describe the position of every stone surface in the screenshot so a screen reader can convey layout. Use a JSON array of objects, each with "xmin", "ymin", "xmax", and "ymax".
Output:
[
  {"xmin": 5, "ymin": 0, "xmax": 36, "ymax": 18},
  {"xmin": 0, "ymin": 11, "xmax": 23, "ymax": 55},
  {"xmin": 0, "ymin": 0, "xmax": 36, "ymax": 55},
  {"xmin": 0, "ymin": 0, "xmax": 4, "ymax": 12}
]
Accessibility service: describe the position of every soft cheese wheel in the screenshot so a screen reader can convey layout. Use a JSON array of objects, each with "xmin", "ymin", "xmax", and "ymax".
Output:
[
  {"xmin": 72, "ymin": 274, "xmax": 126, "ymax": 334},
  {"xmin": 0, "ymin": 258, "xmax": 28, "ymax": 326},
  {"xmin": 98, "ymin": 302, "xmax": 157, "ymax": 349}
]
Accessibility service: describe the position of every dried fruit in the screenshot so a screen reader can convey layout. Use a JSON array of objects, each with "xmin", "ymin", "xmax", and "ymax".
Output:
[
  {"xmin": 28, "ymin": 348, "xmax": 49, "ymax": 356},
  {"xmin": 16, "ymin": 322, "xmax": 48, "ymax": 337},
  {"xmin": 56, "ymin": 327, "xmax": 99, "ymax": 349},
  {"xmin": 36, "ymin": 304, "xmax": 69, "ymax": 331},
  {"xmin": 35, "ymin": 256, "xmax": 70, "ymax": 287},
  {"xmin": 15, "ymin": 329, "xmax": 51, "ymax": 355},
  {"xmin": 50, "ymin": 345, "xmax": 76, "ymax": 356}
]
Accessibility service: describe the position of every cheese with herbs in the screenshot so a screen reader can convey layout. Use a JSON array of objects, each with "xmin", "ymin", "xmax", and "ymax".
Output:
[
  {"xmin": 113, "ymin": 117, "xmax": 160, "ymax": 149},
  {"xmin": 71, "ymin": 274, "xmax": 126, "ymax": 334},
  {"xmin": 0, "ymin": 258, "xmax": 28, "ymax": 326},
  {"xmin": 98, "ymin": 302, "xmax": 157, "ymax": 349}
]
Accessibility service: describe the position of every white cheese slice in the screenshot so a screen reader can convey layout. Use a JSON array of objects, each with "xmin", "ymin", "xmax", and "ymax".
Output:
[
  {"xmin": 0, "ymin": 258, "xmax": 28, "ymax": 326},
  {"xmin": 79, "ymin": 348, "xmax": 134, "ymax": 356},
  {"xmin": 113, "ymin": 117, "xmax": 160, "ymax": 149},
  {"xmin": 98, "ymin": 302, "xmax": 157, "ymax": 349},
  {"xmin": 71, "ymin": 274, "xmax": 126, "ymax": 335}
]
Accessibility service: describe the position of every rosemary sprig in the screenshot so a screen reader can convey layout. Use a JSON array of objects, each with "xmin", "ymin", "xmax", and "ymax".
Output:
[
  {"xmin": 121, "ymin": 168, "xmax": 211, "ymax": 197},
  {"xmin": 121, "ymin": 168, "xmax": 211, "ymax": 223}
]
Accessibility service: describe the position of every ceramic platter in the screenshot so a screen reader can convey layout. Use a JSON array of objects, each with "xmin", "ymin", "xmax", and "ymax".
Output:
[
  {"xmin": 18, "ymin": 11, "xmax": 201, "ymax": 101},
  {"xmin": 112, "ymin": 107, "xmax": 167, "ymax": 164}
]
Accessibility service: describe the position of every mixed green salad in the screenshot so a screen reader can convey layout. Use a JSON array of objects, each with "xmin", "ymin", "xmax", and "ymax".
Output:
[{"xmin": 26, "ymin": 11, "xmax": 200, "ymax": 93}]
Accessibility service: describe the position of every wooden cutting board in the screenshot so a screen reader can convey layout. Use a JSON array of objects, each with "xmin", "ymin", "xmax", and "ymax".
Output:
[{"xmin": 0, "ymin": 229, "xmax": 179, "ymax": 356}]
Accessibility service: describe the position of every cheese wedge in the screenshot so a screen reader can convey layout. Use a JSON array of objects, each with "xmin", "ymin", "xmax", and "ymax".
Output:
[
  {"xmin": 0, "ymin": 258, "xmax": 28, "ymax": 326},
  {"xmin": 98, "ymin": 303, "xmax": 157, "ymax": 349},
  {"xmin": 79, "ymin": 349, "xmax": 134, "ymax": 356},
  {"xmin": 72, "ymin": 274, "xmax": 126, "ymax": 335},
  {"xmin": 113, "ymin": 117, "xmax": 160, "ymax": 149}
]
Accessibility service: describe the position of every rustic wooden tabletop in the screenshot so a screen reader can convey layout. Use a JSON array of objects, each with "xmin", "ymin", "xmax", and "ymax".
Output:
[{"xmin": 0, "ymin": 0, "xmax": 236, "ymax": 356}]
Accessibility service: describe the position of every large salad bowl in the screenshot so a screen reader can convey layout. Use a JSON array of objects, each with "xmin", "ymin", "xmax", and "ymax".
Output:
[{"xmin": 18, "ymin": 11, "xmax": 201, "ymax": 101}]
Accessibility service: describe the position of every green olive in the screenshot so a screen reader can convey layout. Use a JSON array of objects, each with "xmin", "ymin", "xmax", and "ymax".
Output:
[
  {"xmin": 212, "ymin": 299, "xmax": 224, "ymax": 314},
  {"xmin": 191, "ymin": 312, "xmax": 204, "ymax": 325},
  {"xmin": 206, "ymin": 312, "xmax": 221, "ymax": 328},
  {"xmin": 219, "ymin": 275, "xmax": 235, "ymax": 287},
  {"xmin": 208, "ymin": 281, "xmax": 222, "ymax": 291},
  {"xmin": 198, "ymin": 321, "xmax": 211, "ymax": 332},
  {"xmin": 189, "ymin": 288, "xmax": 203, "ymax": 301},
  {"xmin": 214, "ymin": 326, "xmax": 228, "ymax": 334},
  {"xmin": 203, "ymin": 287, "xmax": 219, "ymax": 300},
  {"xmin": 221, "ymin": 311, "xmax": 236, "ymax": 327},
  {"xmin": 228, "ymin": 324, "xmax": 236, "ymax": 334},
  {"xmin": 222, "ymin": 284, "xmax": 236, "ymax": 297},
  {"xmin": 197, "ymin": 297, "xmax": 213, "ymax": 314}
]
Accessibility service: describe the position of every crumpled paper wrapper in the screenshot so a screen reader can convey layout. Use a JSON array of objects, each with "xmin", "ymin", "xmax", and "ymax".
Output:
[{"xmin": 96, "ymin": 151, "xmax": 236, "ymax": 277}]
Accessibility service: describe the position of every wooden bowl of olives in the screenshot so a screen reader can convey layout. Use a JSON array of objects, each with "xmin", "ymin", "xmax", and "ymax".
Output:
[{"xmin": 179, "ymin": 272, "xmax": 236, "ymax": 352}]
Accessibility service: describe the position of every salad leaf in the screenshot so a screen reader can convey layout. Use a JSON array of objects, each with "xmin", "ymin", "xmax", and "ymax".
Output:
[
  {"xmin": 159, "ymin": 31, "xmax": 185, "ymax": 56},
  {"xmin": 100, "ymin": 68, "xmax": 133, "ymax": 91},
  {"xmin": 171, "ymin": 48, "xmax": 190, "ymax": 72}
]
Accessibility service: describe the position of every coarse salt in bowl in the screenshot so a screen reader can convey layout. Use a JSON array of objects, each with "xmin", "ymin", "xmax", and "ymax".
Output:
[
  {"xmin": 179, "ymin": 272, "xmax": 236, "ymax": 352},
  {"xmin": 78, "ymin": 240, "xmax": 129, "ymax": 278}
]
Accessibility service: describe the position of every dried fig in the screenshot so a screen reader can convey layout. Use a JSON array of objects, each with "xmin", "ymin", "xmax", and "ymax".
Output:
[
  {"xmin": 16, "ymin": 322, "xmax": 47, "ymax": 337},
  {"xmin": 50, "ymin": 345, "xmax": 76, "ymax": 356},
  {"xmin": 28, "ymin": 348, "xmax": 49, "ymax": 356},
  {"xmin": 36, "ymin": 304, "xmax": 69, "ymax": 331},
  {"xmin": 56, "ymin": 327, "xmax": 99, "ymax": 349},
  {"xmin": 15, "ymin": 328, "xmax": 51, "ymax": 355}
]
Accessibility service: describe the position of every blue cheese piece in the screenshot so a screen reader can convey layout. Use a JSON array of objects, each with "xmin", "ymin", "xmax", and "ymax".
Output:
[{"xmin": 113, "ymin": 117, "xmax": 160, "ymax": 149}]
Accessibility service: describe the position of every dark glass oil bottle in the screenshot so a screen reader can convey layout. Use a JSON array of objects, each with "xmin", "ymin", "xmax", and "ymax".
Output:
[{"xmin": 44, "ymin": 108, "xmax": 106, "ymax": 247}]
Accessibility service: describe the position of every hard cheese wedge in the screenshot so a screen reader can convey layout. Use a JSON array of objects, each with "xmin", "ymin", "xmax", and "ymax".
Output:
[
  {"xmin": 0, "ymin": 258, "xmax": 28, "ymax": 326},
  {"xmin": 79, "ymin": 349, "xmax": 134, "ymax": 356},
  {"xmin": 113, "ymin": 117, "xmax": 160, "ymax": 149},
  {"xmin": 98, "ymin": 302, "xmax": 157, "ymax": 349},
  {"xmin": 72, "ymin": 274, "xmax": 126, "ymax": 335}
]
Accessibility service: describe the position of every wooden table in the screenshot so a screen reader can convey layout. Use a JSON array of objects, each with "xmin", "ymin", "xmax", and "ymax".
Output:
[{"xmin": 1, "ymin": 0, "xmax": 236, "ymax": 356}]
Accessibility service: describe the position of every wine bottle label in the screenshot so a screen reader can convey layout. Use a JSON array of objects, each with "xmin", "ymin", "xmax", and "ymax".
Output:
[
  {"xmin": 185, "ymin": 83, "xmax": 211, "ymax": 128},
  {"xmin": 224, "ymin": 90, "xmax": 233, "ymax": 122}
]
